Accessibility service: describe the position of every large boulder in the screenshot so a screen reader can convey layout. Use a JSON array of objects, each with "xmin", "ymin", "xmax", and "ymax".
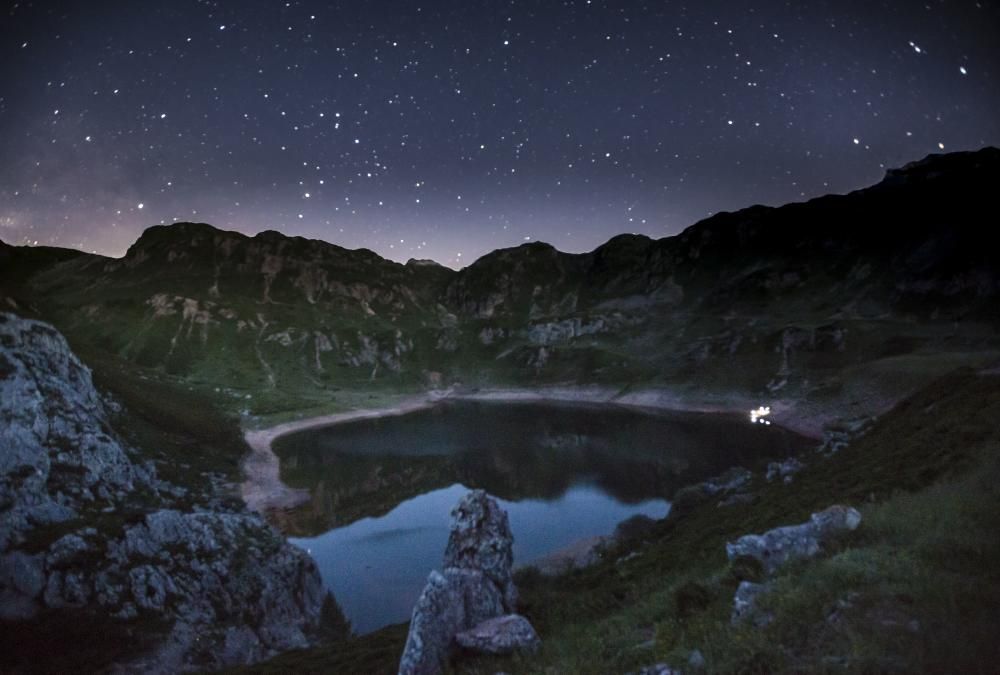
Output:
[
  {"xmin": 399, "ymin": 490, "xmax": 538, "ymax": 675},
  {"xmin": 455, "ymin": 614, "xmax": 540, "ymax": 655},
  {"xmin": 443, "ymin": 488, "xmax": 518, "ymax": 610},
  {"xmin": 725, "ymin": 505, "xmax": 861, "ymax": 576}
]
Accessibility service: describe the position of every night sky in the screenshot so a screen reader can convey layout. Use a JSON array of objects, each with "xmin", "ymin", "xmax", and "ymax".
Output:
[{"xmin": 1, "ymin": 1, "xmax": 998, "ymax": 268}]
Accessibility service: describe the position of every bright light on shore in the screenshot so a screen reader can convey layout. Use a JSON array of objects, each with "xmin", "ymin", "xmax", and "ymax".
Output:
[{"xmin": 750, "ymin": 406, "xmax": 772, "ymax": 425}]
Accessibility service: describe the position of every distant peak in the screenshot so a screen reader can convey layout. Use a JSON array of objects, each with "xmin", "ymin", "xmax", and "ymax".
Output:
[
  {"xmin": 406, "ymin": 258, "xmax": 444, "ymax": 267},
  {"xmin": 881, "ymin": 146, "xmax": 1000, "ymax": 185},
  {"xmin": 253, "ymin": 229, "xmax": 287, "ymax": 241}
]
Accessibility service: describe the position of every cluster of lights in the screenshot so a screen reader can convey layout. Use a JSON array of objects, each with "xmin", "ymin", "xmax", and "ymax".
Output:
[{"xmin": 749, "ymin": 406, "xmax": 772, "ymax": 425}]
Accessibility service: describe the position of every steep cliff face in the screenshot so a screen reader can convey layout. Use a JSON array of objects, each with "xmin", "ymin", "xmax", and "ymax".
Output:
[
  {"xmin": 3, "ymin": 148, "xmax": 999, "ymax": 408},
  {"xmin": 0, "ymin": 314, "xmax": 326, "ymax": 672}
]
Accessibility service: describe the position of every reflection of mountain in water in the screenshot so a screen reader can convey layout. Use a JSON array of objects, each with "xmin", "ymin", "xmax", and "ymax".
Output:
[{"xmin": 272, "ymin": 401, "xmax": 811, "ymax": 536}]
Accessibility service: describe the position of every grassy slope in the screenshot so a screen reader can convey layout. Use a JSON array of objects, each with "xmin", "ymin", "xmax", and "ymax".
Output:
[{"xmin": 233, "ymin": 368, "xmax": 1000, "ymax": 674}]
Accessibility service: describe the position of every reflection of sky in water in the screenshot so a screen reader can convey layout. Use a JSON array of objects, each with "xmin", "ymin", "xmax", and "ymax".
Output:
[{"xmin": 292, "ymin": 483, "xmax": 669, "ymax": 634}]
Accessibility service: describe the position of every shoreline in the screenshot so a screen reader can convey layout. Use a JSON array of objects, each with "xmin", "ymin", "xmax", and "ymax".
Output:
[
  {"xmin": 239, "ymin": 384, "xmax": 822, "ymax": 517},
  {"xmin": 239, "ymin": 390, "xmax": 450, "ymax": 514}
]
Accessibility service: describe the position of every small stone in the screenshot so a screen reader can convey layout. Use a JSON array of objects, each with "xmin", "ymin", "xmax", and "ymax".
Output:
[
  {"xmin": 766, "ymin": 457, "xmax": 805, "ymax": 483},
  {"xmin": 730, "ymin": 581, "xmax": 773, "ymax": 627}
]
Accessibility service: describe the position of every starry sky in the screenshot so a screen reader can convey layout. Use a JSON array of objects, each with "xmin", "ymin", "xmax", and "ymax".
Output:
[{"xmin": 1, "ymin": 1, "xmax": 998, "ymax": 268}]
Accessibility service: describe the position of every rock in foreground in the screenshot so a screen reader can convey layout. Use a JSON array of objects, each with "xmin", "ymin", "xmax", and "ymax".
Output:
[
  {"xmin": 399, "ymin": 489, "xmax": 539, "ymax": 675},
  {"xmin": 0, "ymin": 314, "xmax": 325, "ymax": 671},
  {"xmin": 443, "ymin": 487, "xmax": 518, "ymax": 610}
]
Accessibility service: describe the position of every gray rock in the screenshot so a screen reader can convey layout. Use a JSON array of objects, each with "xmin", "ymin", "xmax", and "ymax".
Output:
[
  {"xmin": 725, "ymin": 505, "xmax": 862, "ymax": 576},
  {"xmin": 0, "ymin": 551, "xmax": 45, "ymax": 598},
  {"xmin": 688, "ymin": 648, "xmax": 706, "ymax": 669},
  {"xmin": 702, "ymin": 467, "xmax": 752, "ymax": 495},
  {"xmin": 766, "ymin": 457, "xmax": 805, "ymax": 483},
  {"xmin": 129, "ymin": 564, "xmax": 176, "ymax": 611},
  {"xmin": 731, "ymin": 580, "xmax": 772, "ymax": 626},
  {"xmin": 220, "ymin": 626, "xmax": 264, "ymax": 667},
  {"xmin": 399, "ymin": 570, "xmax": 468, "ymax": 675},
  {"xmin": 45, "ymin": 532, "xmax": 92, "ymax": 567},
  {"xmin": 0, "ymin": 313, "xmax": 147, "ymax": 551},
  {"xmin": 400, "ymin": 490, "xmax": 523, "ymax": 675},
  {"xmin": 443, "ymin": 489, "xmax": 517, "ymax": 611},
  {"xmin": 0, "ymin": 314, "xmax": 327, "ymax": 672},
  {"xmin": 455, "ymin": 614, "xmax": 540, "ymax": 655}
]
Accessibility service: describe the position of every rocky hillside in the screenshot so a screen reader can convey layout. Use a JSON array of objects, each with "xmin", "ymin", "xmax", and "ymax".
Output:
[
  {"xmin": 0, "ymin": 313, "xmax": 327, "ymax": 673},
  {"xmin": 2, "ymin": 148, "xmax": 999, "ymax": 423}
]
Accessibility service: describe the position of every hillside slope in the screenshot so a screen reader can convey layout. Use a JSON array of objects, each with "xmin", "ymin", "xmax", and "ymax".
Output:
[{"xmin": 2, "ymin": 148, "xmax": 998, "ymax": 428}]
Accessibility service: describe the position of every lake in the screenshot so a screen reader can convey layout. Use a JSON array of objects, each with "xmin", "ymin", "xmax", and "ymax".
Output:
[{"xmin": 273, "ymin": 400, "xmax": 810, "ymax": 633}]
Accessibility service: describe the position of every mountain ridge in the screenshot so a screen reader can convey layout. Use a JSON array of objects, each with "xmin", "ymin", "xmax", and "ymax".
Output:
[
  {"xmin": 1, "ymin": 147, "xmax": 998, "ymax": 426},
  {"xmin": 4, "ymin": 147, "xmax": 996, "ymax": 274}
]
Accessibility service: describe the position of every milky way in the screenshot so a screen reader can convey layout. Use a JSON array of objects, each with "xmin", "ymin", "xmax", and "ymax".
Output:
[{"xmin": 1, "ymin": 0, "xmax": 998, "ymax": 267}]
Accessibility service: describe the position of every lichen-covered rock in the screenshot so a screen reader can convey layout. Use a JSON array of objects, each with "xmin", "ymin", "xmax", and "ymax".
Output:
[
  {"xmin": 0, "ymin": 314, "xmax": 327, "ymax": 672},
  {"xmin": 731, "ymin": 580, "xmax": 772, "ymax": 626},
  {"xmin": 455, "ymin": 614, "xmax": 540, "ymax": 655},
  {"xmin": 400, "ymin": 490, "xmax": 528, "ymax": 675},
  {"xmin": 725, "ymin": 505, "xmax": 861, "ymax": 575},
  {"xmin": 443, "ymin": 489, "xmax": 517, "ymax": 610},
  {"xmin": 95, "ymin": 509, "xmax": 326, "ymax": 672},
  {"xmin": 398, "ymin": 570, "xmax": 469, "ymax": 675},
  {"xmin": 0, "ymin": 313, "xmax": 150, "ymax": 551}
]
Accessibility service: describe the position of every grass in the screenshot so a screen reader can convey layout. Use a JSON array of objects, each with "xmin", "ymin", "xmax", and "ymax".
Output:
[
  {"xmin": 233, "ymin": 367, "xmax": 1000, "ymax": 674},
  {"xmin": 74, "ymin": 344, "xmax": 249, "ymax": 498}
]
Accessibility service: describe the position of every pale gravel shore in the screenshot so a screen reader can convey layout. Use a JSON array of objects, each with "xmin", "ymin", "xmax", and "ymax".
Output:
[
  {"xmin": 240, "ymin": 391, "xmax": 451, "ymax": 514},
  {"xmin": 239, "ymin": 384, "xmax": 824, "ymax": 517}
]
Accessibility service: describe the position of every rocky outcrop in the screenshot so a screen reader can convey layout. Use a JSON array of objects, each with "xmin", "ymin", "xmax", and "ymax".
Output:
[
  {"xmin": 399, "ymin": 490, "xmax": 538, "ymax": 675},
  {"xmin": 0, "ymin": 313, "xmax": 326, "ymax": 671},
  {"xmin": 725, "ymin": 505, "xmax": 861, "ymax": 576},
  {"xmin": 0, "ymin": 313, "xmax": 151, "ymax": 551},
  {"xmin": 726, "ymin": 505, "xmax": 862, "ymax": 625},
  {"xmin": 442, "ymin": 489, "xmax": 518, "ymax": 610}
]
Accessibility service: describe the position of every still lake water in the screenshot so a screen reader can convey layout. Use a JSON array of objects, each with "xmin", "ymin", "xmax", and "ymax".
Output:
[{"xmin": 274, "ymin": 400, "xmax": 809, "ymax": 633}]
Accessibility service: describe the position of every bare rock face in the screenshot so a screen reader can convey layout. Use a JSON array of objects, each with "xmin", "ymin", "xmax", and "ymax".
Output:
[
  {"xmin": 725, "ymin": 505, "xmax": 861, "ymax": 576},
  {"xmin": 0, "ymin": 313, "xmax": 150, "ymax": 551},
  {"xmin": 399, "ymin": 490, "xmax": 538, "ymax": 675},
  {"xmin": 0, "ymin": 313, "xmax": 326, "ymax": 672},
  {"xmin": 455, "ymin": 614, "xmax": 540, "ymax": 655}
]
